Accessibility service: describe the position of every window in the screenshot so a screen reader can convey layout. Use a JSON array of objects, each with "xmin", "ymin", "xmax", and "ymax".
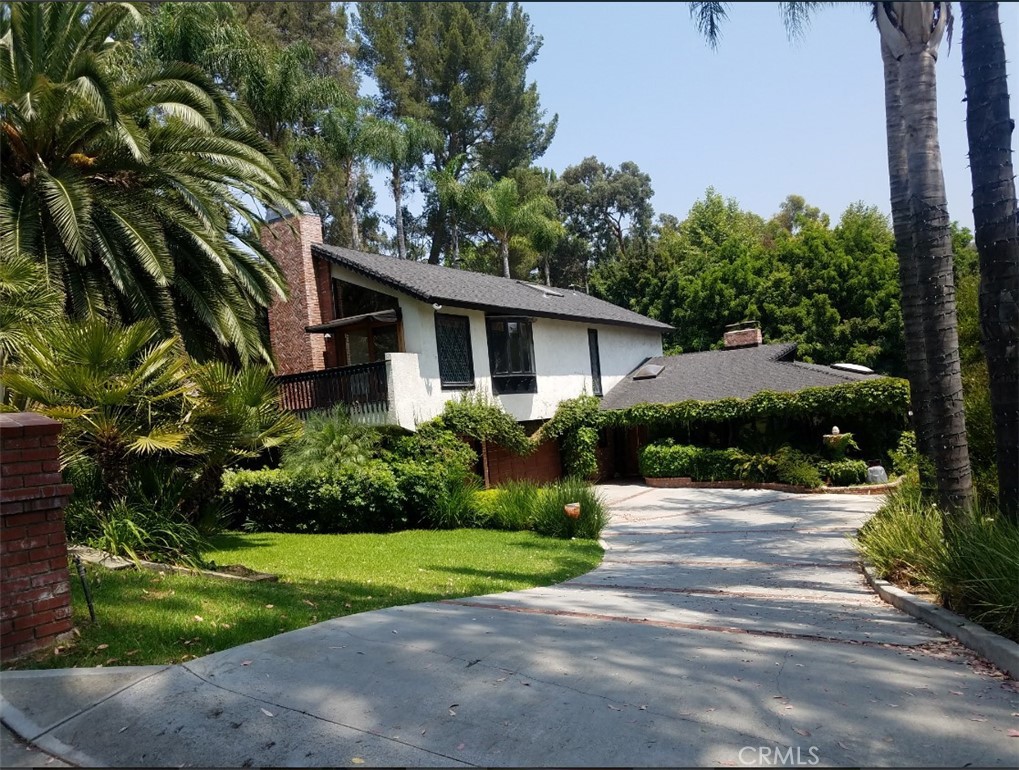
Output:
[
  {"xmin": 435, "ymin": 313, "xmax": 475, "ymax": 389},
  {"xmin": 588, "ymin": 329, "xmax": 603, "ymax": 397},
  {"xmin": 486, "ymin": 317, "xmax": 536, "ymax": 394},
  {"xmin": 332, "ymin": 278, "xmax": 399, "ymax": 319}
]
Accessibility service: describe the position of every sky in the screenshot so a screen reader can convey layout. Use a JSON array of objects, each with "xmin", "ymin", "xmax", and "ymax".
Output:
[{"xmin": 380, "ymin": 1, "xmax": 1018, "ymax": 234}]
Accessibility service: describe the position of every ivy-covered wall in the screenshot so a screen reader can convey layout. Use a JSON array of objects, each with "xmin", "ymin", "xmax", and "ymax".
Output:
[{"xmin": 542, "ymin": 378, "xmax": 910, "ymax": 480}]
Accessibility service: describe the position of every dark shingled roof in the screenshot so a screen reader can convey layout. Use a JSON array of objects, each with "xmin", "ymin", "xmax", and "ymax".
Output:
[
  {"xmin": 312, "ymin": 244, "xmax": 672, "ymax": 332},
  {"xmin": 599, "ymin": 343, "xmax": 881, "ymax": 410}
]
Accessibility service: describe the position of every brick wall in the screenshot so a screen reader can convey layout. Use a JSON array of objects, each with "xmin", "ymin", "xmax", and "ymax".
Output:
[
  {"xmin": 1, "ymin": 413, "xmax": 74, "ymax": 662},
  {"xmin": 486, "ymin": 438, "xmax": 563, "ymax": 487},
  {"xmin": 261, "ymin": 210, "xmax": 328, "ymax": 375}
]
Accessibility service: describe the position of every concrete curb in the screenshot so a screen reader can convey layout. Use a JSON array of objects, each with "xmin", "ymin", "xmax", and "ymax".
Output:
[
  {"xmin": 1, "ymin": 695, "xmax": 99, "ymax": 767},
  {"xmin": 861, "ymin": 562, "xmax": 1019, "ymax": 679},
  {"xmin": 644, "ymin": 476, "xmax": 902, "ymax": 495}
]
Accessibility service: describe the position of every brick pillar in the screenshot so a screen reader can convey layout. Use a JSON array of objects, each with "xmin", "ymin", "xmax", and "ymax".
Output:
[
  {"xmin": 260, "ymin": 204, "xmax": 328, "ymax": 375},
  {"xmin": 1, "ymin": 413, "xmax": 74, "ymax": 662}
]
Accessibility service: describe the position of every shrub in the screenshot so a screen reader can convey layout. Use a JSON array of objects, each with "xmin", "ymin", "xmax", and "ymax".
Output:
[
  {"xmin": 428, "ymin": 474, "xmax": 485, "ymax": 530},
  {"xmin": 222, "ymin": 463, "xmax": 404, "ymax": 534},
  {"xmin": 482, "ymin": 480, "xmax": 540, "ymax": 531},
  {"xmin": 855, "ymin": 477, "xmax": 947, "ymax": 590},
  {"xmin": 856, "ymin": 479, "xmax": 1019, "ymax": 641},
  {"xmin": 532, "ymin": 478, "xmax": 607, "ymax": 540},
  {"xmin": 429, "ymin": 391, "xmax": 533, "ymax": 455},
  {"xmin": 942, "ymin": 514, "xmax": 1019, "ymax": 641},
  {"xmin": 639, "ymin": 441, "xmax": 698, "ymax": 478},
  {"xmin": 281, "ymin": 406, "xmax": 379, "ymax": 476},
  {"xmin": 542, "ymin": 396, "xmax": 604, "ymax": 478},
  {"xmin": 888, "ymin": 430, "xmax": 917, "ymax": 477},
  {"xmin": 818, "ymin": 459, "xmax": 868, "ymax": 487},
  {"xmin": 692, "ymin": 448, "xmax": 747, "ymax": 482},
  {"xmin": 774, "ymin": 446, "xmax": 823, "ymax": 488}
]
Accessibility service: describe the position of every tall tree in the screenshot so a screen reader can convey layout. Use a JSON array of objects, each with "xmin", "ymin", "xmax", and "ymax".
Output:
[
  {"xmin": 364, "ymin": 116, "xmax": 442, "ymax": 260},
  {"xmin": 961, "ymin": 1, "xmax": 1019, "ymax": 520},
  {"xmin": 877, "ymin": 2, "xmax": 973, "ymax": 514},
  {"xmin": 474, "ymin": 177, "xmax": 563, "ymax": 279},
  {"xmin": 689, "ymin": 1, "xmax": 974, "ymax": 513},
  {"xmin": 0, "ymin": 2, "xmax": 297, "ymax": 364},
  {"xmin": 357, "ymin": 2, "xmax": 558, "ymax": 263},
  {"xmin": 430, "ymin": 154, "xmax": 489, "ymax": 267},
  {"xmin": 552, "ymin": 157, "xmax": 655, "ymax": 265}
]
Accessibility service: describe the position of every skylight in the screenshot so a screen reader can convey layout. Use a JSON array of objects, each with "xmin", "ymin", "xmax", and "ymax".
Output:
[
  {"xmin": 633, "ymin": 363, "xmax": 665, "ymax": 380},
  {"xmin": 830, "ymin": 362, "xmax": 874, "ymax": 374}
]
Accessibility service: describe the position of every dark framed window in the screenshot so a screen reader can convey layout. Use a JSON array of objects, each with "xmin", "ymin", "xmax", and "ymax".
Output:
[
  {"xmin": 435, "ymin": 313, "xmax": 475, "ymax": 389},
  {"xmin": 486, "ymin": 317, "xmax": 536, "ymax": 395},
  {"xmin": 588, "ymin": 329, "xmax": 603, "ymax": 396}
]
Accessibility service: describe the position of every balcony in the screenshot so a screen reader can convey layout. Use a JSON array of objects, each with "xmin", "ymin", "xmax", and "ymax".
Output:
[{"xmin": 275, "ymin": 361, "xmax": 390, "ymax": 424}]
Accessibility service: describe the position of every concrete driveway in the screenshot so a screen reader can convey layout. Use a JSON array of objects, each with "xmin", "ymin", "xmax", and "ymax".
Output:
[{"xmin": 2, "ymin": 484, "xmax": 1017, "ymax": 767}]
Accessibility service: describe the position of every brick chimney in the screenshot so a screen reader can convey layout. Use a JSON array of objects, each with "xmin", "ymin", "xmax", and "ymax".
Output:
[
  {"xmin": 260, "ymin": 203, "xmax": 332, "ymax": 375},
  {"xmin": 723, "ymin": 322, "xmax": 763, "ymax": 349}
]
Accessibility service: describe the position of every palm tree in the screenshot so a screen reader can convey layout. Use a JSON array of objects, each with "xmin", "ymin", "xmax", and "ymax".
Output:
[
  {"xmin": 430, "ymin": 154, "xmax": 489, "ymax": 267},
  {"xmin": 689, "ymin": 1, "xmax": 974, "ymax": 513},
  {"xmin": 364, "ymin": 116, "xmax": 442, "ymax": 259},
  {"xmin": 319, "ymin": 100, "xmax": 377, "ymax": 250},
  {"xmin": 876, "ymin": 2, "xmax": 973, "ymax": 514},
  {"xmin": 0, "ymin": 253, "xmax": 62, "ymax": 404},
  {"xmin": 0, "ymin": 2, "xmax": 298, "ymax": 364},
  {"xmin": 475, "ymin": 177, "xmax": 564, "ymax": 279},
  {"xmin": 961, "ymin": 1, "xmax": 1019, "ymax": 521}
]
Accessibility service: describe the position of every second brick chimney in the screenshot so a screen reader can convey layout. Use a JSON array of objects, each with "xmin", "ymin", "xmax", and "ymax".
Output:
[
  {"xmin": 723, "ymin": 322, "xmax": 763, "ymax": 349},
  {"xmin": 260, "ymin": 203, "xmax": 333, "ymax": 375}
]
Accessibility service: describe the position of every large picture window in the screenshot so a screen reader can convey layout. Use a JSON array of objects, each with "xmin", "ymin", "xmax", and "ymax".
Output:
[
  {"xmin": 435, "ymin": 313, "xmax": 475, "ymax": 389},
  {"xmin": 486, "ymin": 317, "xmax": 536, "ymax": 394}
]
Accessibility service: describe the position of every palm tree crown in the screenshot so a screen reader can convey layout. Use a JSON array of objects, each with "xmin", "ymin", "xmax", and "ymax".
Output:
[{"xmin": 0, "ymin": 2, "xmax": 298, "ymax": 364}]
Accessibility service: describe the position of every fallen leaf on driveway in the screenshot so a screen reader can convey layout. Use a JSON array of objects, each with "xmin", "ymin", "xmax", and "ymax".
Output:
[
  {"xmin": 608, "ymin": 705, "xmax": 621, "ymax": 711},
  {"xmin": 456, "ymin": 743, "xmax": 465, "ymax": 751},
  {"xmin": 836, "ymin": 741, "xmax": 849, "ymax": 750},
  {"xmin": 351, "ymin": 758, "xmax": 364, "ymax": 764},
  {"xmin": 794, "ymin": 728, "xmax": 811, "ymax": 737},
  {"xmin": 241, "ymin": 660, "xmax": 252, "ymax": 666},
  {"xmin": 1008, "ymin": 729, "xmax": 1019, "ymax": 738},
  {"xmin": 968, "ymin": 717, "xmax": 987, "ymax": 722},
  {"xmin": 260, "ymin": 708, "xmax": 274, "ymax": 717},
  {"xmin": 639, "ymin": 705, "xmax": 647, "ymax": 711},
  {"xmin": 950, "ymin": 690, "xmax": 964, "ymax": 696}
]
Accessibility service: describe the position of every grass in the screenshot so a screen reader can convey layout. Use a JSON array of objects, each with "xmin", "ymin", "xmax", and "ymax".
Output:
[
  {"xmin": 855, "ymin": 476, "xmax": 1019, "ymax": 641},
  {"xmin": 4, "ymin": 529, "xmax": 603, "ymax": 670}
]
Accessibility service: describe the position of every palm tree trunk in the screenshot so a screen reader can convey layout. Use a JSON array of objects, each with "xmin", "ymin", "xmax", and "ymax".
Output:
[
  {"xmin": 345, "ymin": 161, "xmax": 361, "ymax": 250},
  {"xmin": 393, "ymin": 168, "xmax": 406, "ymax": 260},
  {"xmin": 881, "ymin": 40, "xmax": 937, "ymax": 495},
  {"xmin": 500, "ymin": 238, "xmax": 511, "ymax": 279},
  {"xmin": 902, "ymin": 37, "xmax": 975, "ymax": 514},
  {"xmin": 962, "ymin": 1, "xmax": 1019, "ymax": 521},
  {"xmin": 451, "ymin": 213, "xmax": 460, "ymax": 267}
]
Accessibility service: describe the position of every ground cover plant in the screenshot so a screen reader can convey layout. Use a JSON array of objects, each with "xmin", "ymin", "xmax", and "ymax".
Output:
[
  {"xmin": 856, "ymin": 478, "xmax": 1019, "ymax": 642},
  {"xmin": 5, "ymin": 530, "xmax": 603, "ymax": 670}
]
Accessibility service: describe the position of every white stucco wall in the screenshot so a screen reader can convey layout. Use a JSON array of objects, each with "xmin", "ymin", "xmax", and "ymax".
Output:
[{"xmin": 328, "ymin": 264, "xmax": 664, "ymax": 428}]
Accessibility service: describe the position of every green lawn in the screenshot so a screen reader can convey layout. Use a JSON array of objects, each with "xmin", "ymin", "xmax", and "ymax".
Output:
[{"xmin": 5, "ymin": 530, "xmax": 602, "ymax": 670}]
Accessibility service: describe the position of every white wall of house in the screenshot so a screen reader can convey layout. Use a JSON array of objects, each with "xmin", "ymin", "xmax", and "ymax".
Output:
[{"xmin": 329, "ymin": 264, "xmax": 664, "ymax": 429}]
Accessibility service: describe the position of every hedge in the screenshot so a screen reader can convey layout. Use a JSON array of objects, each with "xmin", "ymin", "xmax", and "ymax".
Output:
[
  {"xmin": 639, "ymin": 442, "xmax": 870, "ymax": 489},
  {"xmin": 221, "ymin": 462, "xmax": 406, "ymax": 534}
]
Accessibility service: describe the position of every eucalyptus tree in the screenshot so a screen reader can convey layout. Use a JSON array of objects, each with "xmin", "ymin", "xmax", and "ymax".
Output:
[
  {"xmin": 363, "ymin": 116, "xmax": 442, "ymax": 260},
  {"xmin": 475, "ymin": 177, "xmax": 564, "ymax": 279},
  {"xmin": 0, "ymin": 2, "xmax": 297, "ymax": 364},
  {"xmin": 961, "ymin": 1, "xmax": 1019, "ymax": 520}
]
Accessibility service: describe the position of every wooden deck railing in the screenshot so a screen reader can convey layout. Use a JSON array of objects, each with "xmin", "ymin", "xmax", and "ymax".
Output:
[{"xmin": 275, "ymin": 361, "xmax": 389, "ymax": 422}]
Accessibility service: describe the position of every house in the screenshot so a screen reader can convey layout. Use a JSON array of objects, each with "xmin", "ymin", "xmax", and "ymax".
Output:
[
  {"xmin": 260, "ymin": 205, "xmax": 671, "ymax": 435},
  {"xmin": 595, "ymin": 325, "xmax": 883, "ymax": 477}
]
